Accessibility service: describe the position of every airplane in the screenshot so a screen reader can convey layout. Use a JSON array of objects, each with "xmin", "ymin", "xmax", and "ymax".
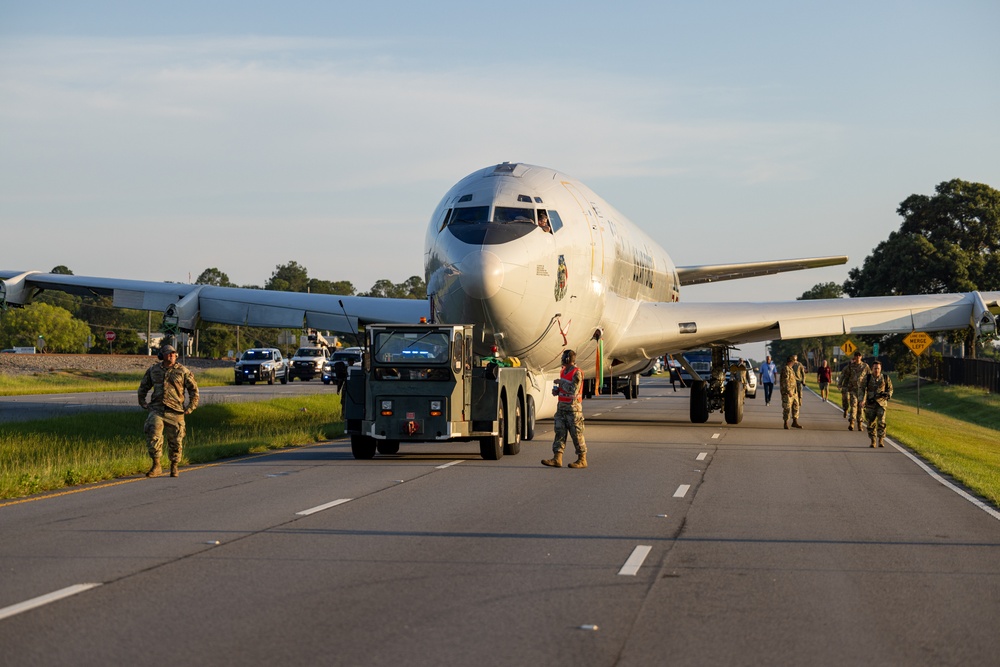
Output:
[{"xmin": 2, "ymin": 162, "xmax": 998, "ymax": 430}]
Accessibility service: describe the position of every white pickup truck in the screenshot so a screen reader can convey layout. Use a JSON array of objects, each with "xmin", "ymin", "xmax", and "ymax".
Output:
[{"xmin": 289, "ymin": 346, "xmax": 330, "ymax": 381}]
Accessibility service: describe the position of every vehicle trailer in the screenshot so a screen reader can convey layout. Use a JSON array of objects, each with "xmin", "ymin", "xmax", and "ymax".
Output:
[{"xmin": 342, "ymin": 323, "xmax": 533, "ymax": 460}]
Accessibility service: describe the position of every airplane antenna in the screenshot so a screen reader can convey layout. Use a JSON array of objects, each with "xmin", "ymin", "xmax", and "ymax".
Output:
[{"xmin": 339, "ymin": 300, "xmax": 363, "ymax": 349}]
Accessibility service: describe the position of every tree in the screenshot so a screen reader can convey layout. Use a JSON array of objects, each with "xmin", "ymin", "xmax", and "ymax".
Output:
[
  {"xmin": 50, "ymin": 265, "xmax": 73, "ymax": 275},
  {"xmin": 308, "ymin": 279, "xmax": 356, "ymax": 296},
  {"xmin": 360, "ymin": 276, "xmax": 427, "ymax": 299},
  {"xmin": 844, "ymin": 179, "xmax": 1000, "ymax": 356},
  {"xmin": 266, "ymin": 261, "xmax": 309, "ymax": 292},
  {"xmin": 195, "ymin": 268, "xmax": 233, "ymax": 287},
  {"xmin": 361, "ymin": 279, "xmax": 397, "ymax": 299},
  {"xmin": 0, "ymin": 302, "xmax": 91, "ymax": 352}
]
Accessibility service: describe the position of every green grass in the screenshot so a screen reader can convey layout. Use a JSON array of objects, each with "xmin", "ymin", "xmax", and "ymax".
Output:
[
  {"xmin": 0, "ymin": 395, "xmax": 343, "ymax": 500},
  {"xmin": 808, "ymin": 374, "xmax": 1000, "ymax": 508},
  {"xmin": 0, "ymin": 367, "xmax": 234, "ymax": 395}
]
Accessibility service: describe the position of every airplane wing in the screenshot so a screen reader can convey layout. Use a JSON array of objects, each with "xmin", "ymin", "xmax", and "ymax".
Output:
[
  {"xmin": 615, "ymin": 291, "xmax": 1000, "ymax": 358},
  {"xmin": 0, "ymin": 270, "xmax": 429, "ymax": 333},
  {"xmin": 675, "ymin": 255, "xmax": 849, "ymax": 286}
]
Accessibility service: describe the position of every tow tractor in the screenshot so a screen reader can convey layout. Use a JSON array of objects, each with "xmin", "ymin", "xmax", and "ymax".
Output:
[{"xmin": 342, "ymin": 323, "xmax": 533, "ymax": 460}]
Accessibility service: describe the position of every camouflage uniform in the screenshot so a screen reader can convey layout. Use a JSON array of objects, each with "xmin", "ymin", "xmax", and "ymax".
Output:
[
  {"xmin": 792, "ymin": 358, "xmax": 806, "ymax": 400},
  {"xmin": 779, "ymin": 358, "xmax": 801, "ymax": 428},
  {"xmin": 861, "ymin": 369, "xmax": 893, "ymax": 447},
  {"xmin": 840, "ymin": 357, "xmax": 870, "ymax": 431},
  {"xmin": 138, "ymin": 356, "xmax": 199, "ymax": 470},
  {"xmin": 552, "ymin": 364, "xmax": 586, "ymax": 459},
  {"xmin": 836, "ymin": 365, "xmax": 849, "ymax": 418}
]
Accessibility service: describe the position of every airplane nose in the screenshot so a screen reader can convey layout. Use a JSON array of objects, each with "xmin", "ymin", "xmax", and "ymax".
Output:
[{"xmin": 459, "ymin": 250, "xmax": 504, "ymax": 299}]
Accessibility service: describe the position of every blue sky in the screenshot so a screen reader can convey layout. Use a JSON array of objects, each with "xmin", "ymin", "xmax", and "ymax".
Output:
[{"xmin": 2, "ymin": 1, "xmax": 998, "ymax": 357}]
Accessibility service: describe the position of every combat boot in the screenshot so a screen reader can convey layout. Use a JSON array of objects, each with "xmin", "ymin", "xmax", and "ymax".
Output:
[
  {"xmin": 870, "ymin": 436, "xmax": 877, "ymax": 448},
  {"xmin": 791, "ymin": 420, "xmax": 802, "ymax": 429},
  {"xmin": 145, "ymin": 457, "xmax": 161, "ymax": 478},
  {"xmin": 877, "ymin": 436, "xmax": 885, "ymax": 448},
  {"xmin": 541, "ymin": 453, "xmax": 562, "ymax": 468},
  {"xmin": 848, "ymin": 422, "xmax": 854, "ymax": 431},
  {"xmin": 568, "ymin": 453, "xmax": 588, "ymax": 469},
  {"xmin": 170, "ymin": 462, "xmax": 179, "ymax": 477},
  {"xmin": 783, "ymin": 420, "xmax": 789, "ymax": 430}
]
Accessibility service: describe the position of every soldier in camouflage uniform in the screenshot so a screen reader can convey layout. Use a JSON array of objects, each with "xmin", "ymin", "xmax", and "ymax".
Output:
[
  {"xmin": 840, "ymin": 351, "xmax": 870, "ymax": 432},
  {"xmin": 138, "ymin": 344, "xmax": 199, "ymax": 477},
  {"xmin": 542, "ymin": 349, "xmax": 587, "ymax": 469},
  {"xmin": 792, "ymin": 354, "xmax": 806, "ymax": 401},
  {"xmin": 860, "ymin": 360, "xmax": 893, "ymax": 448},
  {"xmin": 779, "ymin": 355, "xmax": 802, "ymax": 429},
  {"xmin": 836, "ymin": 362, "xmax": 849, "ymax": 418}
]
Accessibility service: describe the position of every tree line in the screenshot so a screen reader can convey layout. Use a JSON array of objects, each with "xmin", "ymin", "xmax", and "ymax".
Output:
[{"xmin": 0, "ymin": 262, "xmax": 425, "ymax": 357}]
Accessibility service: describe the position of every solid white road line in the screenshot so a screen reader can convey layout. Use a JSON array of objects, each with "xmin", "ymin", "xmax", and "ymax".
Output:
[
  {"xmin": 618, "ymin": 545, "xmax": 652, "ymax": 576},
  {"xmin": 817, "ymin": 397, "xmax": 1000, "ymax": 523},
  {"xmin": 296, "ymin": 498, "xmax": 353, "ymax": 516},
  {"xmin": 696, "ymin": 452, "xmax": 707, "ymax": 461},
  {"xmin": 0, "ymin": 583, "xmax": 102, "ymax": 622},
  {"xmin": 673, "ymin": 484, "xmax": 691, "ymax": 498},
  {"xmin": 890, "ymin": 439, "xmax": 1000, "ymax": 522},
  {"xmin": 435, "ymin": 460, "xmax": 464, "ymax": 469}
]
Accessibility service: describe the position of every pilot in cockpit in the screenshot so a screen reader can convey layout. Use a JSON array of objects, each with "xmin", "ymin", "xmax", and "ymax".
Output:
[{"xmin": 538, "ymin": 210, "xmax": 551, "ymax": 233}]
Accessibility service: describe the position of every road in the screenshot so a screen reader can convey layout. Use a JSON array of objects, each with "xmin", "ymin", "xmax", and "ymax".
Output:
[{"xmin": 1, "ymin": 378, "xmax": 998, "ymax": 666}]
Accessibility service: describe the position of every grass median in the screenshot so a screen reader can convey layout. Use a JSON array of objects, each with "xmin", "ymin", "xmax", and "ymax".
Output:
[
  {"xmin": 0, "ymin": 367, "xmax": 234, "ymax": 395},
  {"xmin": 0, "ymin": 395, "xmax": 344, "ymax": 501},
  {"xmin": 809, "ymin": 375, "xmax": 1000, "ymax": 509}
]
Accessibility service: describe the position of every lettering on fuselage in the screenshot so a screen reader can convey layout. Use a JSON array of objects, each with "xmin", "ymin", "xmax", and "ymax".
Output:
[
  {"xmin": 609, "ymin": 231, "xmax": 657, "ymax": 296},
  {"xmin": 632, "ymin": 247, "xmax": 654, "ymax": 289}
]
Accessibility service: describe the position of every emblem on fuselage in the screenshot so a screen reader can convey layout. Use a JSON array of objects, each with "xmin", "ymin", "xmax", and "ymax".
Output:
[{"xmin": 555, "ymin": 254, "xmax": 568, "ymax": 302}]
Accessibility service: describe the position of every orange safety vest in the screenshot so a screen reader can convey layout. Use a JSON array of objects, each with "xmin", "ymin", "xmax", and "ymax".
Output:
[{"xmin": 558, "ymin": 365, "xmax": 583, "ymax": 403}]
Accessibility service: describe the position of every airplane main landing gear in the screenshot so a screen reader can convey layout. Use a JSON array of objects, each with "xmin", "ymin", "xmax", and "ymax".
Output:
[{"xmin": 687, "ymin": 346, "xmax": 744, "ymax": 424}]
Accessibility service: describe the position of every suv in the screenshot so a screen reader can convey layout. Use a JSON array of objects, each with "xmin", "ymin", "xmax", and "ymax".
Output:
[
  {"xmin": 289, "ymin": 346, "xmax": 330, "ymax": 381},
  {"xmin": 234, "ymin": 348, "xmax": 288, "ymax": 385},
  {"xmin": 323, "ymin": 347, "xmax": 363, "ymax": 387}
]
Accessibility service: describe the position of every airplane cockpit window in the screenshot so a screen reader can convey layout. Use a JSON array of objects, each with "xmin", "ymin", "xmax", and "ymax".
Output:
[
  {"xmin": 493, "ymin": 207, "xmax": 536, "ymax": 224},
  {"xmin": 449, "ymin": 206, "xmax": 490, "ymax": 225},
  {"xmin": 438, "ymin": 208, "xmax": 453, "ymax": 232},
  {"xmin": 547, "ymin": 210, "xmax": 565, "ymax": 233},
  {"xmin": 537, "ymin": 210, "xmax": 552, "ymax": 233}
]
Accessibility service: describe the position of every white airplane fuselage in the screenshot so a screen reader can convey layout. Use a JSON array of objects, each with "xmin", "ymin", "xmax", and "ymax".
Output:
[{"xmin": 425, "ymin": 163, "xmax": 679, "ymax": 419}]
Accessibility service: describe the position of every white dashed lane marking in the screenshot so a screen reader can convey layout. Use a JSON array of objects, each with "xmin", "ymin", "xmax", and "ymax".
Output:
[
  {"xmin": 0, "ymin": 584, "xmax": 102, "ymax": 622},
  {"xmin": 673, "ymin": 484, "xmax": 691, "ymax": 498},
  {"xmin": 296, "ymin": 498, "xmax": 353, "ymax": 516},
  {"xmin": 618, "ymin": 545, "xmax": 653, "ymax": 576}
]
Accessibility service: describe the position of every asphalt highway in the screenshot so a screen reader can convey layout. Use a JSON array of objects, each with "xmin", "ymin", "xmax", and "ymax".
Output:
[{"xmin": 1, "ymin": 378, "xmax": 998, "ymax": 666}]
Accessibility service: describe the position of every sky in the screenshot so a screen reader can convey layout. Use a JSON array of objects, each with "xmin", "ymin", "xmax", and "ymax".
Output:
[{"xmin": 2, "ymin": 1, "xmax": 998, "ymax": 360}]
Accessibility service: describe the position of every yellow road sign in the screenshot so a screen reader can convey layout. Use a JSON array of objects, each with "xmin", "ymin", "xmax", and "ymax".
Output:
[
  {"xmin": 840, "ymin": 340, "xmax": 857, "ymax": 356},
  {"xmin": 904, "ymin": 331, "xmax": 932, "ymax": 356}
]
